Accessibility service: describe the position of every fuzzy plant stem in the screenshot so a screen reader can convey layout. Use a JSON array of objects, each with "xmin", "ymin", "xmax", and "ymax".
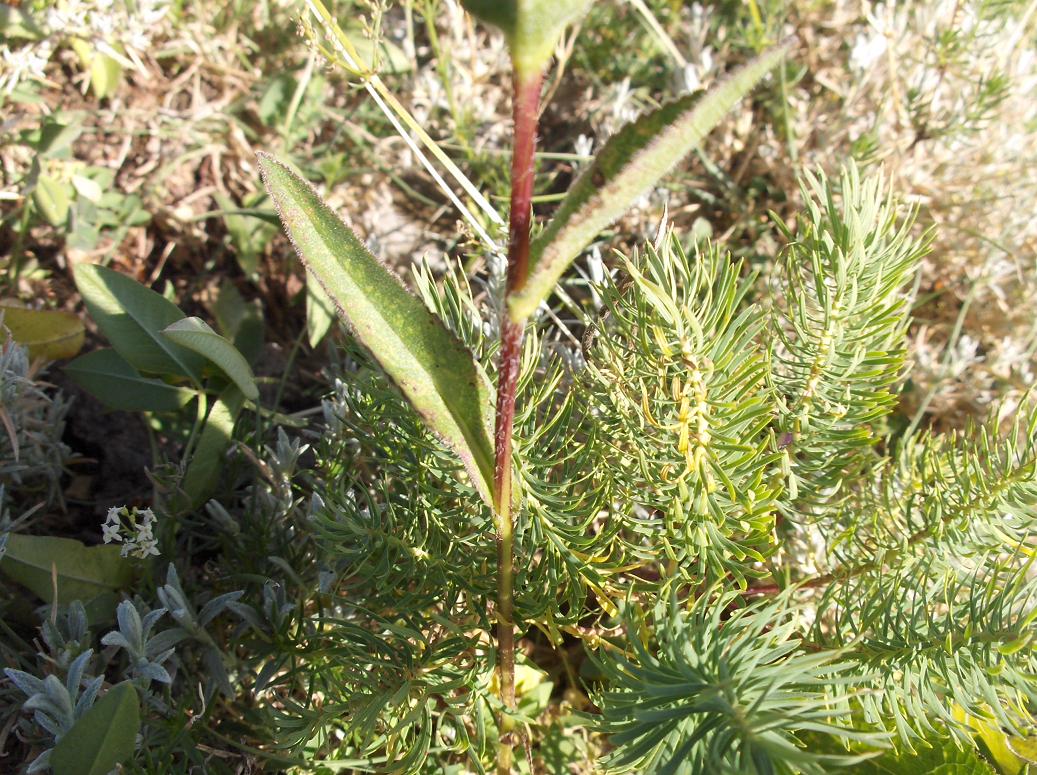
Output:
[{"xmin": 493, "ymin": 67, "xmax": 542, "ymax": 775}]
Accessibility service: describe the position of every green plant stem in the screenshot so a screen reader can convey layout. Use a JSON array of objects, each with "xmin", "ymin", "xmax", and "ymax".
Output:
[{"xmin": 493, "ymin": 67, "xmax": 543, "ymax": 775}]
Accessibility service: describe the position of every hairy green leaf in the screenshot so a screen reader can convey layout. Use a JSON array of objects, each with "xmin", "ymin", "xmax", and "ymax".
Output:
[
  {"xmin": 51, "ymin": 682, "xmax": 140, "ymax": 775},
  {"xmin": 509, "ymin": 43, "xmax": 788, "ymax": 321},
  {"xmin": 73, "ymin": 264, "xmax": 204, "ymax": 380},
  {"xmin": 257, "ymin": 153, "xmax": 495, "ymax": 506},
  {"xmin": 162, "ymin": 317, "xmax": 259, "ymax": 401},
  {"xmin": 0, "ymin": 533, "xmax": 132, "ymax": 604},
  {"xmin": 64, "ymin": 348, "xmax": 195, "ymax": 412},
  {"xmin": 461, "ymin": 0, "xmax": 594, "ymax": 76}
]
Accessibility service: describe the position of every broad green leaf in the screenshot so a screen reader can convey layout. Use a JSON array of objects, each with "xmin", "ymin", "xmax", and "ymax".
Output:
[
  {"xmin": 461, "ymin": 0, "xmax": 594, "ymax": 77},
  {"xmin": 258, "ymin": 153, "xmax": 496, "ymax": 506},
  {"xmin": 0, "ymin": 5, "xmax": 44, "ymax": 40},
  {"xmin": 33, "ymin": 174, "xmax": 71, "ymax": 226},
  {"xmin": 956, "ymin": 707, "xmax": 1037, "ymax": 774},
  {"xmin": 64, "ymin": 348, "xmax": 195, "ymax": 412},
  {"xmin": 71, "ymin": 173, "xmax": 103, "ymax": 203},
  {"xmin": 854, "ymin": 746, "xmax": 995, "ymax": 774},
  {"xmin": 0, "ymin": 303, "xmax": 84, "ymax": 360},
  {"xmin": 162, "ymin": 317, "xmax": 259, "ymax": 401},
  {"xmin": 51, "ymin": 682, "xmax": 140, "ymax": 775},
  {"xmin": 35, "ymin": 115, "xmax": 84, "ymax": 158},
  {"xmin": 306, "ymin": 269, "xmax": 336, "ymax": 348},
  {"xmin": 179, "ymin": 385, "xmax": 245, "ymax": 510},
  {"xmin": 73, "ymin": 263, "xmax": 204, "ymax": 380},
  {"xmin": 850, "ymin": 728, "xmax": 996, "ymax": 775},
  {"xmin": 1010, "ymin": 737, "xmax": 1037, "ymax": 766},
  {"xmin": 0, "ymin": 533, "xmax": 132, "ymax": 605},
  {"xmin": 508, "ymin": 43, "xmax": 789, "ymax": 321},
  {"xmin": 69, "ymin": 38, "xmax": 123, "ymax": 99}
]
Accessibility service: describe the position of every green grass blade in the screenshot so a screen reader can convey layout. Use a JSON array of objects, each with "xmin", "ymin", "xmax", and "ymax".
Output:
[
  {"xmin": 509, "ymin": 43, "xmax": 789, "ymax": 321},
  {"xmin": 257, "ymin": 153, "xmax": 496, "ymax": 507}
]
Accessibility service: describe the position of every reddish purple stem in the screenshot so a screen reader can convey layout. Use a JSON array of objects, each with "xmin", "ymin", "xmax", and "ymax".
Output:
[{"xmin": 492, "ymin": 70, "xmax": 542, "ymax": 773}]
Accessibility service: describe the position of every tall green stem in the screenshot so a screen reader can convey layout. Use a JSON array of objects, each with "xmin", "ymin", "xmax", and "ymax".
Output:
[{"xmin": 493, "ymin": 67, "xmax": 542, "ymax": 775}]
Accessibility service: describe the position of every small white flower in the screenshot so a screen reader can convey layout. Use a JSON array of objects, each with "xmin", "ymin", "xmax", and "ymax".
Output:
[
  {"xmin": 850, "ymin": 32, "xmax": 887, "ymax": 72},
  {"xmin": 101, "ymin": 506, "xmax": 160, "ymax": 559},
  {"xmin": 101, "ymin": 521, "xmax": 122, "ymax": 543},
  {"xmin": 0, "ymin": 41, "xmax": 53, "ymax": 94},
  {"xmin": 586, "ymin": 247, "xmax": 605, "ymax": 285},
  {"xmin": 574, "ymin": 134, "xmax": 594, "ymax": 159},
  {"xmin": 102, "ymin": 506, "xmax": 125, "ymax": 544},
  {"xmin": 678, "ymin": 64, "xmax": 701, "ymax": 94}
]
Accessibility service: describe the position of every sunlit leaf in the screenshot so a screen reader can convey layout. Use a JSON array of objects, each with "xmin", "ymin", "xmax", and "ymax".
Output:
[
  {"xmin": 461, "ymin": 0, "xmax": 594, "ymax": 76},
  {"xmin": 73, "ymin": 263, "xmax": 204, "ymax": 380},
  {"xmin": 33, "ymin": 174, "xmax": 71, "ymax": 226},
  {"xmin": 258, "ymin": 153, "xmax": 495, "ymax": 506},
  {"xmin": 69, "ymin": 38, "xmax": 123, "ymax": 99},
  {"xmin": 0, "ymin": 303, "xmax": 84, "ymax": 360},
  {"xmin": 509, "ymin": 43, "xmax": 788, "ymax": 321},
  {"xmin": 162, "ymin": 316, "xmax": 259, "ymax": 401},
  {"xmin": 0, "ymin": 4, "xmax": 44, "ymax": 40},
  {"xmin": 306, "ymin": 270, "xmax": 336, "ymax": 348}
]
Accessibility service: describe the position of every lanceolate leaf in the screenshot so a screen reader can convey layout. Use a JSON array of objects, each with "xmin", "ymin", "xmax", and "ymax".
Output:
[
  {"xmin": 162, "ymin": 317, "xmax": 259, "ymax": 401},
  {"xmin": 257, "ymin": 154, "xmax": 495, "ymax": 506},
  {"xmin": 51, "ymin": 682, "xmax": 140, "ymax": 775},
  {"xmin": 64, "ymin": 348, "xmax": 195, "ymax": 412},
  {"xmin": 508, "ymin": 43, "xmax": 789, "ymax": 322},
  {"xmin": 73, "ymin": 264, "xmax": 204, "ymax": 380}
]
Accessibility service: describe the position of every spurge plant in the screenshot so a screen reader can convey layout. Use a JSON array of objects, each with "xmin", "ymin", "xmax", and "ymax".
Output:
[{"xmin": 252, "ymin": 2, "xmax": 1037, "ymax": 773}]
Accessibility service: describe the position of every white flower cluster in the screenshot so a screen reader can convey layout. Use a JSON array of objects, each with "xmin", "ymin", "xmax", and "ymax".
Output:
[
  {"xmin": 0, "ymin": 40, "xmax": 53, "ymax": 94},
  {"xmin": 0, "ymin": 0, "xmax": 170, "ymax": 94},
  {"xmin": 44, "ymin": 0, "xmax": 169, "ymax": 55},
  {"xmin": 102, "ymin": 505, "xmax": 160, "ymax": 559}
]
